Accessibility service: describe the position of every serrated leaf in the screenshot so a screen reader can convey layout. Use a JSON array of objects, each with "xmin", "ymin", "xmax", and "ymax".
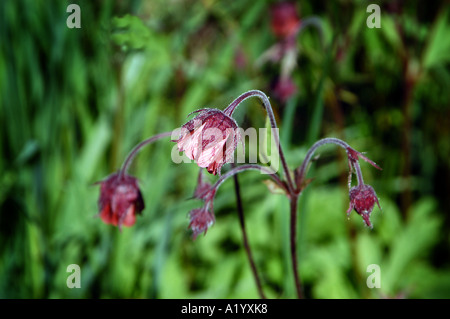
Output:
[{"xmin": 382, "ymin": 198, "xmax": 442, "ymax": 294}]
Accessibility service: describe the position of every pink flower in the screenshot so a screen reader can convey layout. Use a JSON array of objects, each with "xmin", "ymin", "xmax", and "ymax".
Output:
[
  {"xmin": 270, "ymin": 2, "xmax": 301, "ymax": 39},
  {"xmin": 96, "ymin": 173, "xmax": 144, "ymax": 230},
  {"xmin": 173, "ymin": 108, "xmax": 241, "ymax": 176},
  {"xmin": 234, "ymin": 46, "xmax": 248, "ymax": 70},
  {"xmin": 189, "ymin": 206, "xmax": 215, "ymax": 239},
  {"xmin": 347, "ymin": 184, "xmax": 381, "ymax": 229},
  {"xmin": 273, "ymin": 77, "xmax": 297, "ymax": 103}
]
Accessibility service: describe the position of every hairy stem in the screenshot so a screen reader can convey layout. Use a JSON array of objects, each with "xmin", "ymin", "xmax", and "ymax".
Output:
[
  {"xmin": 206, "ymin": 164, "xmax": 287, "ymax": 197},
  {"xmin": 352, "ymin": 160, "xmax": 365, "ymax": 186},
  {"xmin": 296, "ymin": 16, "xmax": 325, "ymax": 50},
  {"xmin": 297, "ymin": 137, "xmax": 350, "ymax": 186},
  {"xmin": 119, "ymin": 131, "xmax": 173, "ymax": 178},
  {"xmin": 223, "ymin": 90, "xmax": 295, "ymax": 194}
]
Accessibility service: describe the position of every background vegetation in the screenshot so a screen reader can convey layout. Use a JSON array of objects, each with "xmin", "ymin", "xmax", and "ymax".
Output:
[{"xmin": 1, "ymin": 0, "xmax": 449, "ymax": 298}]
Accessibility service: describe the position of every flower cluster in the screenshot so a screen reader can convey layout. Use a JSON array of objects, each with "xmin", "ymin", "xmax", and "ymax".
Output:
[
  {"xmin": 94, "ymin": 91, "xmax": 382, "ymax": 235},
  {"xmin": 93, "ymin": 89, "xmax": 383, "ymax": 301}
]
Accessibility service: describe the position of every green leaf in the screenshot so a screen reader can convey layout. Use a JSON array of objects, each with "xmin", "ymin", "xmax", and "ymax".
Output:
[
  {"xmin": 383, "ymin": 198, "xmax": 442, "ymax": 295},
  {"xmin": 111, "ymin": 15, "xmax": 153, "ymax": 50},
  {"xmin": 423, "ymin": 9, "xmax": 450, "ymax": 70}
]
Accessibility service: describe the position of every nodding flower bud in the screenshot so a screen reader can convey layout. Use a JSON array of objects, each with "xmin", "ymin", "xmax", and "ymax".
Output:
[
  {"xmin": 273, "ymin": 76, "xmax": 297, "ymax": 103},
  {"xmin": 96, "ymin": 173, "xmax": 144, "ymax": 230},
  {"xmin": 270, "ymin": 1, "xmax": 301, "ymax": 39},
  {"xmin": 189, "ymin": 205, "xmax": 215, "ymax": 239},
  {"xmin": 192, "ymin": 169, "xmax": 213, "ymax": 201},
  {"xmin": 173, "ymin": 108, "xmax": 241, "ymax": 176},
  {"xmin": 347, "ymin": 184, "xmax": 381, "ymax": 229}
]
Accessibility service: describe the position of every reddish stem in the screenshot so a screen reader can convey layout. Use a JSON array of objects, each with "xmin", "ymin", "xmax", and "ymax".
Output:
[
  {"xmin": 232, "ymin": 170, "xmax": 266, "ymax": 299},
  {"xmin": 290, "ymin": 194, "xmax": 303, "ymax": 299},
  {"xmin": 223, "ymin": 90, "xmax": 296, "ymax": 194},
  {"xmin": 119, "ymin": 131, "xmax": 173, "ymax": 179}
]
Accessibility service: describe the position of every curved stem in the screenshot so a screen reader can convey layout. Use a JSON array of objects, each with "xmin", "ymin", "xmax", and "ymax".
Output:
[
  {"xmin": 297, "ymin": 137, "xmax": 350, "ymax": 186},
  {"xmin": 353, "ymin": 160, "xmax": 365, "ymax": 186},
  {"xmin": 296, "ymin": 16, "xmax": 325, "ymax": 50},
  {"xmin": 193, "ymin": 163, "xmax": 286, "ymax": 298},
  {"xmin": 232, "ymin": 169, "xmax": 266, "ymax": 299},
  {"xmin": 223, "ymin": 90, "xmax": 295, "ymax": 194},
  {"xmin": 207, "ymin": 164, "xmax": 287, "ymax": 197},
  {"xmin": 119, "ymin": 131, "xmax": 173, "ymax": 178},
  {"xmin": 204, "ymin": 163, "xmax": 301, "ymax": 299},
  {"xmin": 190, "ymin": 164, "xmax": 286, "ymax": 299}
]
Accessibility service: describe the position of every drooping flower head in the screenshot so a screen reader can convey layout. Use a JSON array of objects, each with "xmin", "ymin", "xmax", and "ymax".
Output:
[
  {"xmin": 347, "ymin": 184, "xmax": 381, "ymax": 229},
  {"xmin": 273, "ymin": 76, "xmax": 297, "ymax": 103},
  {"xmin": 188, "ymin": 170, "xmax": 217, "ymax": 239},
  {"xmin": 96, "ymin": 173, "xmax": 144, "ymax": 230},
  {"xmin": 344, "ymin": 146, "xmax": 382, "ymax": 228},
  {"xmin": 188, "ymin": 205, "xmax": 215, "ymax": 240},
  {"xmin": 173, "ymin": 108, "xmax": 242, "ymax": 176},
  {"xmin": 270, "ymin": 1, "xmax": 301, "ymax": 39}
]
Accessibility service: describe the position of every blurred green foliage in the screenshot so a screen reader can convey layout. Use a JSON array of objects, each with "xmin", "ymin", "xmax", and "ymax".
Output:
[{"xmin": 1, "ymin": 0, "xmax": 449, "ymax": 299}]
